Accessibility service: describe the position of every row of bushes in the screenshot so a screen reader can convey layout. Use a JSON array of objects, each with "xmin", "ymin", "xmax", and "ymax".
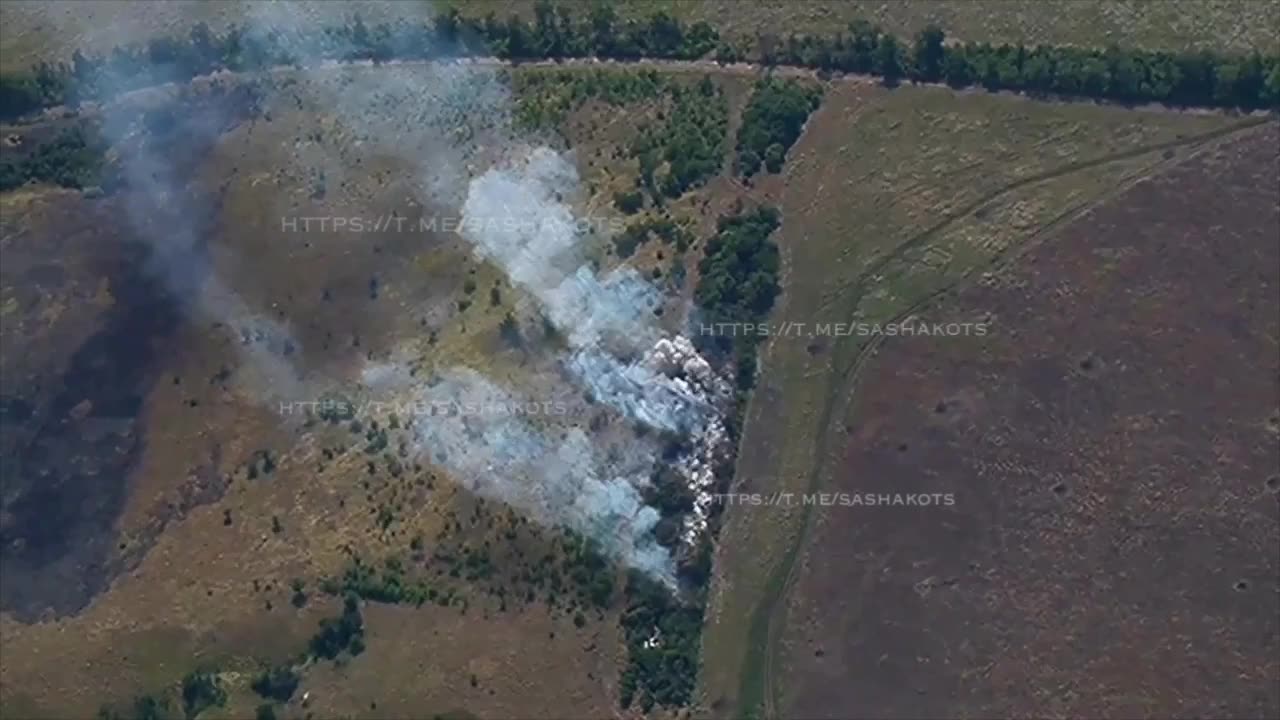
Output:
[
  {"xmin": 5, "ymin": 1, "xmax": 1273, "ymax": 123},
  {"xmin": 694, "ymin": 206, "xmax": 783, "ymax": 392},
  {"xmin": 749, "ymin": 21, "xmax": 1280, "ymax": 108}
]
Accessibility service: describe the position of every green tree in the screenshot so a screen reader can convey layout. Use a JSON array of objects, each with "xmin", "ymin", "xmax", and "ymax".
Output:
[
  {"xmin": 912, "ymin": 25, "xmax": 945, "ymax": 81},
  {"xmin": 763, "ymin": 143, "xmax": 785, "ymax": 173},
  {"xmin": 876, "ymin": 34, "xmax": 904, "ymax": 85},
  {"xmin": 181, "ymin": 671, "xmax": 226, "ymax": 718}
]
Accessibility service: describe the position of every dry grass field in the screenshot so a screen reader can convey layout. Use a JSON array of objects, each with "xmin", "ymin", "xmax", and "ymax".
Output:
[
  {"xmin": 0, "ymin": 63, "xmax": 651, "ymax": 719},
  {"xmin": 774, "ymin": 122, "xmax": 1279, "ymax": 719},
  {"xmin": 697, "ymin": 81, "xmax": 1265, "ymax": 718}
]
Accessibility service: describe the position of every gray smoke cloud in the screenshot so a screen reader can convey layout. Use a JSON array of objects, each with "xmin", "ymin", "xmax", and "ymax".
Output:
[
  {"xmin": 410, "ymin": 368, "xmax": 673, "ymax": 579},
  {"xmin": 244, "ymin": 2, "xmax": 705, "ymax": 580},
  {"xmin": 87, "ymin": 26, "xmax": 308, "ymax": 402},
  {"xmin": 85, "ymin": 1, "xmax": 728, "ymax": 582},
  {"xmin": 448, "ymin": 122, "xmax": 730, "ymax": 582}
]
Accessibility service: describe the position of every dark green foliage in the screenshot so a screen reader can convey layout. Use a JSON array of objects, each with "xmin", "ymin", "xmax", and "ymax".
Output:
[
  {"xmin": 693, "ymin": 205, "xmax": 780, "ymax": 399},
  {"xmin": 250, "ymin": 666, "xmax": 300, "ymax": 703},
  {"xmin": 333, "ymin": 556, "xmax": 439, "ymax": 605},
  {"xmin": 308, "ymin": 593, "xmax": 365, "ymax": 660},
  {"xmin": 132, "ymin": 695, "xmax": 175, "ymax": 720},
  {"xmin": 0, "ymin": 73, "xmax": 46, "ymax": 121},
  {"xmin": 647, "ymin": 466, "xmax": 696, "ymax": 517},
  {"xmin": 0, "ymin": 126, "xmax": 105, "ymax": 192},
  {"xmin": 516, "ymin": 69, "xmax": 726, "ymax": 201},
  {"xmin": 695, "ymin": 206, "xmax": 781, "ymax": 362},
  {"xmin": 614, "ymin": 189, "xmax": 644, "ymax": 214},
  {"xmin": 656, "ymin": 80, "xmax": 729, "ymax": 197},
  {"xmin": 180, "ymin": 671, "xmax": 226, "ymax": 718},
  {"xmin": 735, "ymin": 78, "xmax": 821, "ymax": 177},
  {"xmin": 290, "ymin": 578, "xmax": 308, "ymax": 608},
  {"xmin": 560, "ymin": 531, "xmax": 615, "ymax": 608},
  {"xmin": 613, "ymin": 221, "xmax": 650, "ymax": 258},
  {"xmin": 618, "ymin": 572, "xmax": 704, "ymax": 710},
  {"xmin": 254, "ymin": 704, "xmax": 278, "ymax": 720},
  {"xmin": 913, "ymin": 25, "xmax": 946, "ymax": 82},
  {"xmin": 770, "ymin": 18, "xmax": 1280, "ymax": 109},
  {"xmin": 876, "ymin": 33, "xmax": 905, "ymax": 85}
]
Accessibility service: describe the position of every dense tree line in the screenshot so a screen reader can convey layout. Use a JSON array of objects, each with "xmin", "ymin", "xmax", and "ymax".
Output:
[
  {"xmin": 735, "ymin": 77, "xmax": 822, "ymax": 177},
  {"xmin": 2, "ymin": 2, "xmax": 1275, "ymax": 124},
  {"xmin": 694, "ymin": 206, "xmax": 783, "ymax": 392},
  {"xmin": 618, "ymin": 571, "xmax": 705, "ymax": 711},
  {"xmin": 761, "ymin": 19, "xmax": 1279, "ymax": 108}
]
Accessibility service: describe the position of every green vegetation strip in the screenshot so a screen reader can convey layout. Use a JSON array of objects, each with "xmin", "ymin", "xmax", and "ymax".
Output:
[{"xmin": 2, "ymin": 2, "xmax": 1275, "ymax": 124}]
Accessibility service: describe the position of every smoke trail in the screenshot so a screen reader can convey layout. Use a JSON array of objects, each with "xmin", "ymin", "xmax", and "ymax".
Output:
[
  {"xmin": 410, "ymin": 368, "xmax": 674, "ymax": 580},
  {"xmin": 85, "ymin": 1, "xmax": 730, "ymax": 580},
  {"xmin": 88, "ymin": 34, "xmax": 306, "ymax": 401},
  {"xmin": 458, "ymin": 150, "xmax": 724, "ymax": 433}
]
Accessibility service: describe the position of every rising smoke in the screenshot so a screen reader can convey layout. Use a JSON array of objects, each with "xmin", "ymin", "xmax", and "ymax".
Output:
[{"xmin": 98, "ymin": 1, "xmax": 730, "ymax": 583}]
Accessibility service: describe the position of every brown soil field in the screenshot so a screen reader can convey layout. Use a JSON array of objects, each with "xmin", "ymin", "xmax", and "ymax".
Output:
[{"xmin": 774, "ymin": 123, "xmax": 1280, "ymax": 719}]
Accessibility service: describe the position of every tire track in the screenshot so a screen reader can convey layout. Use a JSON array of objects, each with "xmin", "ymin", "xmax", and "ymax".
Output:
[{"xmin": 744, "ymin": 116, "xmax": 1270, "ymax": 720}]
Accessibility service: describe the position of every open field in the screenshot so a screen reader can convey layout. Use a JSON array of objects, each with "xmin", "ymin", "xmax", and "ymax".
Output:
[
  {"xmin": 1, "ymin": 17, "xmax": 1277, "ymax": 717},
  {"xmin": 697, "ymin": 79, "xmax": 1265, "ymax": 718},
  {"xmin": 2, "ymin": 0, "xmax": 1276, "ymax": 70},
  {"xmin": 774, "ymin": 122, "xmax": 1280, "ymax": 719}
]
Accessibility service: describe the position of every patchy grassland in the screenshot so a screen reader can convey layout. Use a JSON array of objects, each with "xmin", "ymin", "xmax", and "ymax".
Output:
[
  {"xmin": 0, "ymin": 60, "xmax": 771, "ymax": 720},
  {"xmin": 0, "ymin": 64, "xmax": 648, "ymax": 720},
  {"xmin": 697, "ymin": 81, "xmax": 1260, "ymax": 718}
]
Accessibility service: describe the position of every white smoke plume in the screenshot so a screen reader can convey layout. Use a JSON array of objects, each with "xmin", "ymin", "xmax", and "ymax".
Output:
[
  {"xmin": 411, "ymin": 368, "xmax": 673, "ymax": 580},
  {"xmin": 242, "ymin": 3, "xmax": 714, "ymax": 580},
  {"xmin": 86, "ymin": 0, "xmax": 732, "ymax": 582}
]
